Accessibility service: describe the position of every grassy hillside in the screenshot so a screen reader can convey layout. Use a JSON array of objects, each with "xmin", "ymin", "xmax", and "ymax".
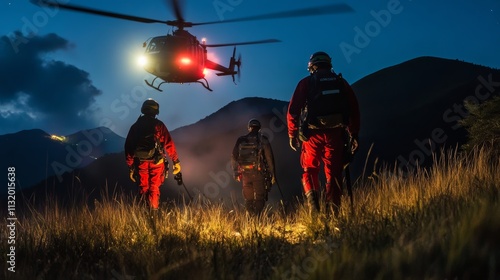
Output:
[{"xmin": 2, "ymin": 147, "xmax": 499, "ymax": 279}]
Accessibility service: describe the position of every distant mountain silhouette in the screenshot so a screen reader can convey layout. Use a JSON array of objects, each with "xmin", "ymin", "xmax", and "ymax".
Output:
[
  {"xmin": 15, "ymin": 56, "xmax": 500, "ymax": 207},
  {"xmin": 352, "ymin": 56, "xmax": 500, "ymax": 172},
  {"xmin": 0, "ymin": 127, "xmax": 124, "ymax": 190}
]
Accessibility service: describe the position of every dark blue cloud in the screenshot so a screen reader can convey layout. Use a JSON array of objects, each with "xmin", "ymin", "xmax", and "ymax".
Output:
[{"xmin": 0, "ymin": 31, "xmax": 102, "ymax": 134}]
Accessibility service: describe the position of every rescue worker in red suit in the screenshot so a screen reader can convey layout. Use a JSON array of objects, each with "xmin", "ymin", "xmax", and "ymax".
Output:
[
  {"xmin": 232, "ymin": 119, "xmax": 276, "ymax": 216},
  {"xmin": 287, "ymin": 51, "xmax": 360, "ymax": 215},
  {"xmin": 125, "ymin": 99, "xmax": 182, "ymax": 210}
]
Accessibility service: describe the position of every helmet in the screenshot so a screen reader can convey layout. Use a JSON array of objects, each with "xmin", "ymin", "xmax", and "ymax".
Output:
[
  {"xmin": 141, "ymin": 98, "xmax": 159, "ymax": 116},
  {"xmin": 308, "ymin": 51, "xmax": 332, "ymax": 73},
  {"xmin": 247, "ymin": 119, "xmax": 261, "ymax": 130}
]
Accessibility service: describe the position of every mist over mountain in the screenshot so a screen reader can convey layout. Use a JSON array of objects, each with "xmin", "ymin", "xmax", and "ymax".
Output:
[
  {"xmin": 9, "ymin": 56, "xmax": 500, "ymax": 207},
  {"xmin": 17, "ymin": 97, "xmax": 301, "ymax": 208}
]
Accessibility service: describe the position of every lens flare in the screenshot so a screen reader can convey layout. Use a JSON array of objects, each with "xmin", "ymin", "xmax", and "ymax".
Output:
[{"xmin": 137, "ymin": 55, "xmax": 148, "ymax": 67}]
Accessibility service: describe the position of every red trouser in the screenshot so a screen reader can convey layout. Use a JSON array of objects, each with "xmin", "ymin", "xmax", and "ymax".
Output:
[
  {"xmin": 300, "ymin": 128, "xmax": 345, "ymax": 206},
  {"xmin": 137, "ymin": 160, "xmax": 165, "ymax": 209}
]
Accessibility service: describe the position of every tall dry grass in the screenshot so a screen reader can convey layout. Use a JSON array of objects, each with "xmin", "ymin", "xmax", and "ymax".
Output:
[{"xmin": 1, "ymin": 147, "xmax": 499, "ymax": 279}]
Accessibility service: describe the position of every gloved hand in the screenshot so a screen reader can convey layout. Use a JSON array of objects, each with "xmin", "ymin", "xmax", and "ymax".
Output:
[
  {"xmin": 234, "ymin": 172, "xmax": 241, "ymax": 182},
  {"xmin": 172, "ymin": 160, "xmax": 181, "ymax": 175},
  {"xmin": 289, "ymin": 137, "xmax": 300, "ymax": 152},
  {"xmin": 271, "ymin": 176, "xmax": 276, "ymax": 185},
  {"xmin": 129, "ymin": 166, "xmax": 136, "ymax": 183}
]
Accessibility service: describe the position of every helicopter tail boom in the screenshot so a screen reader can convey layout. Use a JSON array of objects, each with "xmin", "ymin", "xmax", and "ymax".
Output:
[{"xmin": 208, "ymin": 47, "xmax": 241, "ymax": 83}]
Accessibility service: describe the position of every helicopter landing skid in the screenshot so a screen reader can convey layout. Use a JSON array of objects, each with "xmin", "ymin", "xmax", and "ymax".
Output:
[
  {"xmin": 145, "ymin": 77, "xmax": 213, "ymax": 92},
  {"xmin": 145, "ymin": 77, "xmax": 165, "ymax": 92},
  {"xmin": 197, "ymin": 78, "xmax": 213, "ymax": 92}
]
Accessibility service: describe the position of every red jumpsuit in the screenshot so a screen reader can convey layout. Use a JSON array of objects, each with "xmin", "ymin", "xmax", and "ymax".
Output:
[
  {"xmin": 287, "ymin": 69, "xmax": 360, "ymax": 209},
  {"xmin": 125, "ymin": 115, "xmax": 179, "ymax": 209}
]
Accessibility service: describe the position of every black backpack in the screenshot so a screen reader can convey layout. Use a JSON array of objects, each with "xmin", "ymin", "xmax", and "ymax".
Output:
[
  {"xmin": 237, "ymin": 133, "xmax": 263, "ymax": 171},
  {"xmin": 306, "ymin": 72, "xmax": 350, "ymax": 128},
  {"xmin": 133, "ymin": 118, "xmax": 160, "ymax": 160}
]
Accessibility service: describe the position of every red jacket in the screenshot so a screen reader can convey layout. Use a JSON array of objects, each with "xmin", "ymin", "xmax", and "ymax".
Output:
[
  {"xmin": 125, "ymin": 115, "xmax": 179, "ymax": 167},
  {"xmin": 287, "ymin": 70, "xmax": 360, "ymax": 137}
]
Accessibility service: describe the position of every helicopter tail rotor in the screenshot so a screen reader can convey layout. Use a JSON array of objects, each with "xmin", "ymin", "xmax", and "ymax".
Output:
[
  {"xmin": 236, "ymin": 53, "xmax": 242, "ymax": 82},
  {"xmin": 229, "ymin": 47, "xmax": 242, "ymax": 83}
]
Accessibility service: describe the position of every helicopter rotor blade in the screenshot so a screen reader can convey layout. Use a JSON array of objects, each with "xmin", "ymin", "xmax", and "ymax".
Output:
[
  {"xmin": 169, "ymin": 0, "xmax": 185, "ymax": 23},
  {"xmin": 34, "ymin": 0, "xmax": 169, "ymax": 25},
  {"xmin": 205, "ymin": 39, "xmax": 281, "ymax": 48},
  {"xmin": 191, "ymin": 3, "xmax": 353, "ymax": 26}
]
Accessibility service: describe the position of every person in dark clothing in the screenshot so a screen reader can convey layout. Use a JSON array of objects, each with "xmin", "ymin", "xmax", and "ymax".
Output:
[
  {"xmin": 125, "ymin": 99, "xmax": 181, "ymax": 210},
  {"xmin": 287, "ymin": 51, "xmax": 360, "ymax": 215},
  {"xmin": 231, "ymin": 119, "xmax": 276, "ymax": 216}
]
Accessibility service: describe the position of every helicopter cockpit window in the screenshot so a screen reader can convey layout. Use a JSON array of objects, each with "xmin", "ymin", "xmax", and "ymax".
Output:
[{"xmin": 146, "ymin": 37, "xmax": 167, "ymax": 54}]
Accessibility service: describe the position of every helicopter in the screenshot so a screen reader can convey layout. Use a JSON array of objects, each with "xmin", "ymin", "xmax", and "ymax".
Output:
[{"xmin": 35, "ymin": 0, "xmax": 353, "ymax": 92}]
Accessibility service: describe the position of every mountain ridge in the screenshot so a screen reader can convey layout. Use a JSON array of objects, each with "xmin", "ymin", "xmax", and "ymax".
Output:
[
  {"xmin": 352, "ymin": 55, "xmax": 500, "ymax": 169},
  {"xmin": 4, "ymin": 56, "xmax": 500, "ymax": 204},
  {"xmin": 0, "ymin": 126, "xmax": 125, "ymax": 189}
]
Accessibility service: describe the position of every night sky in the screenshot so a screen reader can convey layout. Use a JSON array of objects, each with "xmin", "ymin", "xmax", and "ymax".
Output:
[{"xmin": 1, "ymin": 0, "xmax": 499, "ymax": 137}]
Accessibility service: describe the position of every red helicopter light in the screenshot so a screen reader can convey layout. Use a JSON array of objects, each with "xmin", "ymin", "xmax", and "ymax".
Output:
[
  {"xmin": 179, "ymin": 57, "xmax": 192, "ymax": 65},
  {"xmin": 33, "ymin": 0, "xmax": 352, "ymax": 92}
]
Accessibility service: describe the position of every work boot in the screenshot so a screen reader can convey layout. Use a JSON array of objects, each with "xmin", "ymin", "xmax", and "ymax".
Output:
[
  {"xmin": 254, "ymin": 200, "xmax": 265, "ymax": 216},
  {"xmin": 326, "ymin": 201, "xmax": 340, "ymax": 219},
  {"xmin": 332, "ymin": 193, "xmax": 342, "ymax": 217},
  {"xmin": 149, "ymin": 207, "xmax": 160, "ymax": 220},
  {"xmin": 305, "ymin": 191, "xmax": 320, "ymax": 215},
  {"xmin": 245, "ymin": 200, "xmax": 256, "ymax": 216}
]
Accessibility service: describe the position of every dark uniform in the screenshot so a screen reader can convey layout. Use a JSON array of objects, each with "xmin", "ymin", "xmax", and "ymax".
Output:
[{"xmin": 232, "ymin": 119, "xmax": 276, "ymax": 215}]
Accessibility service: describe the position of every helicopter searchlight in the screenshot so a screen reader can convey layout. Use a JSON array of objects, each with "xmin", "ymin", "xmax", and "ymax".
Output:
[
  {"xmin": 35, "ymin": 0, "xmax": 353, "ymax": 92},
  {"xmin": 137, "ymin": 55, "xmax": 148, "ymax": 68}
]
